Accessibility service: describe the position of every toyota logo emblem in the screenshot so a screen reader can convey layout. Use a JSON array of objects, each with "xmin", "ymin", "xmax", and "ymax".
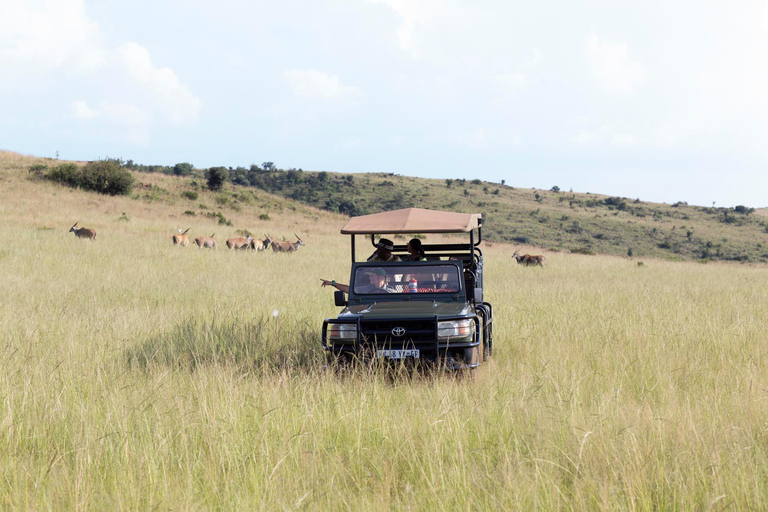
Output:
[{"xmin": 391, "ymin": 327, "xmax": 406, "ymax": 337}]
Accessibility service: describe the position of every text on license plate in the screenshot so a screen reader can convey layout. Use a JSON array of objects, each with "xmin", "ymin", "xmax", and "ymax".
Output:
[{"xmin": 377, "ymin": 349, "xmax": 420, "ymax": 359}]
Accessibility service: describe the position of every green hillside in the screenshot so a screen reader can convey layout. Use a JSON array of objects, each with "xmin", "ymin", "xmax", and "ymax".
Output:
[
  {"xmin": 208, "ymin": 166, "xmax": 768, "ymax": 263},
  {"xmin": 12, "ymin": 152, "xmax": 768, "ymax": 263}
]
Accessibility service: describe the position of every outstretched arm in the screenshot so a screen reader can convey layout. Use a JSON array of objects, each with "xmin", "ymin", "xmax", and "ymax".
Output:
[{"xmin": 320, "ymin": 279, "xmax": 349, "ymax": 293}]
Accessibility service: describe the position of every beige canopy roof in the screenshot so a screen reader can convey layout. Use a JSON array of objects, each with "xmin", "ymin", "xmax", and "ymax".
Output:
[{"xmin": 341, "ymin": 208, "xmax": 482, "ymax": 234}]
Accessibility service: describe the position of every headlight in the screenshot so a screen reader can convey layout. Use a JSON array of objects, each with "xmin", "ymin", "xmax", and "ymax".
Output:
[
  {"xmin": 328, "ymin": 323, "xmax": 358, "ymax": 341},
  {"xmin": 438, "ymin": 319, "xmax": 474, "ymax": 339}
]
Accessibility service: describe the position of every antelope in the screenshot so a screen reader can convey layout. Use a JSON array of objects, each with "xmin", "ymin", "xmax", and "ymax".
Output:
[
  {"xmin": 250, "ymin": 234, "xmax": 272, "ymax": 251},
  {"xmin": 194, "ymin": 233, "xmax": 218, "ymax": 249},
  {"xmin": 173, "ymin": 228, "xmax": 190, "ymax": 247},
  {"xmin": 226, "ymin": 234, "xmax": 253, "ymax": 250},
  {"xmin": 271, "ymin": 233, "xmax": 305, "ymax": 253},
  {"xmin": 69, "ymin": 222, "xmax": 96, "ymax": 240},
  {"xmin": 513, "ymin": 248, "xmax": 545, "ymax": 267}
]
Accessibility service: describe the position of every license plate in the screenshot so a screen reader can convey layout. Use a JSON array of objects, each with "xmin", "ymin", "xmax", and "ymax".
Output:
[{"xmin": 377, "ymin": 349, "xmax": 420, "ymax": 360}]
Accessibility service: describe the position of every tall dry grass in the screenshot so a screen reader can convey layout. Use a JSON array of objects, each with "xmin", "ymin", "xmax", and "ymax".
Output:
[{"xmin": 1, "ymin": 151, "xmax": 767, "ymax": 509}]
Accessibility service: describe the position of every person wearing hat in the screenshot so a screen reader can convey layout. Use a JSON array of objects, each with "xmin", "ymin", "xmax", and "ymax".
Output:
[
  {"xmin": 320, "ymin": 267, "xmax": 396, "ymax": 294},
  {"xmin": 367, "ymin": 238, "xmax": 401, "ymax": 262}
]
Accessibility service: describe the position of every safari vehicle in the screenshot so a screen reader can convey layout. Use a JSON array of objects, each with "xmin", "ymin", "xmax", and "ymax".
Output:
[{"xmin": 322, "ymin": 208, "xmax": 494, "ymax": 372}]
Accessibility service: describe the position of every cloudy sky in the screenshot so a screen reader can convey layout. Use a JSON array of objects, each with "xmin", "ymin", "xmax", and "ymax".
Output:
[{"xmin": 2, "ymin": 0, "xmax": 768, "ymax": 207}]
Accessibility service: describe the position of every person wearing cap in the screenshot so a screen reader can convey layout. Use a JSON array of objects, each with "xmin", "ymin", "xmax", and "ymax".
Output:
[
  {"xmin": 367, "ymin": 238, "xmax": 401, "ymax": 262},
  {"xmin": 320, "ymin": 267, "xmax": 396, "ymax": 294}
]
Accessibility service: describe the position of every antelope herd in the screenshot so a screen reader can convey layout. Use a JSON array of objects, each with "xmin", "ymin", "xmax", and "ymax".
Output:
[
  {"xmin": 69, "ymin": 222, "xmax": 548, "ymax": 266},
  {"xmin": 166, "ymin": 229, "xmax": 297, "ymax": 253}
]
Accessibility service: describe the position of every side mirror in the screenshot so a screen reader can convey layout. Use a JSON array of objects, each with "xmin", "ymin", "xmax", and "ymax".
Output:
[
  {"xmin": 334, "ymin": 290, "xmax": 347, "ymax": 307},
  {"xmin": 473, "ymin": 288, "xmax": 483, "ymax": 302}
]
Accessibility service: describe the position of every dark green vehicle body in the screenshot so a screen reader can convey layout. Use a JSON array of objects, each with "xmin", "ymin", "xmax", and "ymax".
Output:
[{"xmin": 321, "ymin": 208, "xmax": 494, "ymax": 370}]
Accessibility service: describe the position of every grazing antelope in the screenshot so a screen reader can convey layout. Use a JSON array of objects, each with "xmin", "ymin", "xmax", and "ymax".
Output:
[
  {"xmin": 271, "ymin": 234, "xmax": 305, "ymax": 253},
  {"xmin": 250, "ymin": 234, "xmax": 272, "ymax": 251},
  {"xmin": 69, "ymin": 222, "xmax": 97, "ymax": 240},
  {"xmin": 226, "ymin": 234, "xmax": 253, "ymax": 250},
  {"xmin": 194, "ymin": 233, "xmax": 218, "ymax": 249},
  {"xmin": 173, "ymin": 228, "xmax": 190, "ymax": 247},
  {"xmin": 513, "ymin": 249, "xmax": 545, "ymax": 267}
]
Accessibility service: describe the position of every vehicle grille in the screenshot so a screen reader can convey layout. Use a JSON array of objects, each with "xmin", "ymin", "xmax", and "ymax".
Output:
[{"xmin": 360, "ymin": 319, "xmax": 436, "ymax": 346}]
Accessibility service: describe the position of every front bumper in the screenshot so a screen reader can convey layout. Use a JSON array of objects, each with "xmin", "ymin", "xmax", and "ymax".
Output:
[{"xmin": 321, "ymin": 315, "xmax": 481, "ymax": 369}]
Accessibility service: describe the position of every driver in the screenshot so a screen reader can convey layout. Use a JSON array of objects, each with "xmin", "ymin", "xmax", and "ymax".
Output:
[{"xmin": 320, "ymin": 267, "xmax": 396, "ymax": 294}]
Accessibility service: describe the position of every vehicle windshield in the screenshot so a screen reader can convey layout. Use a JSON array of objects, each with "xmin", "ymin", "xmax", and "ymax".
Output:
[{"xmin": 352, "ymin": 265, "xmax": 461, "ymax": 295}]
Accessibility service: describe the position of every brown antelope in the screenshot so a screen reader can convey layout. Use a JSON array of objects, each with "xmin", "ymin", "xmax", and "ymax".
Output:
[
  {"xmin": 226, "ymin": 234, "xmax": 253, "ymax": 250},
  {"xmin": 69, "ymin": 222, "xmax": 96, "ymax": 240},
  {"xmin": 250, "ymin": 234, "xmax": 272, "ymax": 251},
  {"xmin": 271, "ymin": 234, "xmax": 305, "ymax": 253},
  {"xmin": 173, "ymin": 228, "xmax": 190, "ymax": 247},
  {"xmin": 513, "ymin": 248, "xmax": 545, "ymax": 267},
  {"xmin": 194, "ymin": 233, "xmax": 218, "ymax": 249}
]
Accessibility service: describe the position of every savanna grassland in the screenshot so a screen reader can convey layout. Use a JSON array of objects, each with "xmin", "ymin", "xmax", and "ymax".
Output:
[{"xmin": 2, "ymin": 151, "xmax": 768, "ymax": 510}]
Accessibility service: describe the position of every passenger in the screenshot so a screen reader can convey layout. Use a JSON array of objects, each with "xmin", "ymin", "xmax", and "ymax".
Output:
[
  {"xmin": 403, "ymin": 238, "xmax": 426, "ymax": 261},
  {"xmin": 367, "ymin": 238, "xmax": 401, "ymax": 262},
  {"xmin": 320, "ymin": 268, "xmax": 395, "ymax": 294}
]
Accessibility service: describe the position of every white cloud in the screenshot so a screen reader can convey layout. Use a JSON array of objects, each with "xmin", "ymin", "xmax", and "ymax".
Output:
[
  {"xmin": 497, "ymin": 71, "xmax": 525, "ymax": 89},
  {"xmin": 283, "ymin": 69, "xmax": 362, "ymax": 100},
  {"xmin": 763, "ymin": 1, "xmax": 768, "ymax": 32},
  {"xmin": 611, "ymin": 133, "xmax": 641, "ymax": 147},
  {"xmin": 0, "ymin": 0, "xmax": 200, "ymax": 145},
  {"xmin": 585, "ymin": 34, "xmax": 645, "ymax": 96},
  {"xmin": 115, "ymin": 42, "xmax": 201, "ymax": 123},
  {"xmin": 71, "ymin": 100, "xmax": 98, "ymax": 120},
  {"xmin": 527, "ymin": 47, "xmax": 542, "ymax": 68},
  {"xmin": 0, "ymin": 0, "xmax": 104, "ymax": 75}
]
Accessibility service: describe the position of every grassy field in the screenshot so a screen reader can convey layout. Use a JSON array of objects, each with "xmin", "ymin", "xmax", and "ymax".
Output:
[{"xmin": 2, "ymin": 151, "xmax": 768, "ymax": 509}]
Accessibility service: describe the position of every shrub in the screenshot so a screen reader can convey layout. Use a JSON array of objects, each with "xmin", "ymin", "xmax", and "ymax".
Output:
[
  {"xmin": 173, "ymin": 162, "xmax": 194, "ymax": 176},
  {"xmin": 28, "ymin": 164, "xmax": 49, "ymax": 178},
  {"xmin": 259, "ymin": 213, "xmax": 270, "ymax": 220},
  {"xmin": 570, "ymin": 247, "xmax": 595, "ymax": 255},
  {"xmin": 205, "ymin": 211, "xmax": 232, "ymax": 226},
  {"xmin": 45, "ymin": 163, "xmax": 80, "ymax": 187},
  {"xmin": 39, "ymin": 160, "xmax": 134, "ymax": 195},
  {"xmin": 80, "ymin": 160, "xmax": 135, "ymax": 195},
  {"xmin": 181, "ymin": 191, "xmax": 198, "ymax": 200},
  {"xmin": 184, "ymin": 210, "xmax": 196, "ymax": 216},
  {"xmin": 206, "ymin": 166, "xmax": 229, "ymax": 191}
]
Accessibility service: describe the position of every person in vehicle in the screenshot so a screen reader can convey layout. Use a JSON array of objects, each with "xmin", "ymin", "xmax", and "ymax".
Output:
[
  {"xmin": 367, "ymin": 238, "xmax": 401, "ymax": 262},
  {"xmin": 320, "ymin": 268, "xmax": 396, "ymax": 294},
  {"xmin": 403, "ymin": 238, "xmax": 426, "ymax": 261}
]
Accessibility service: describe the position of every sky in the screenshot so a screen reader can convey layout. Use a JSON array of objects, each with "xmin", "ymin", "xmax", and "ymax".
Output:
[{"xmin": 2, "ymin": 0, "xmax": 768, "ymax": 207}]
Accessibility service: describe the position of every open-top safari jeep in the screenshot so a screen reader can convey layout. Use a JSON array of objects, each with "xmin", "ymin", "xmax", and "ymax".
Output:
[{"xmin": 322, "ymin": 208, "xmax": 494, "ymax": 372}]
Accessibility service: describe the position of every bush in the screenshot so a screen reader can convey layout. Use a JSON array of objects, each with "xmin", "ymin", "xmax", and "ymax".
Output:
[
  {"xmin": 80, "ymin": 160, "xmax": 135, "ymax": 195},
  {"xmin": 259, "ymin": 213, "xmax": 270, "ymax": 220},
  {"xmin": 37, "ymin": 160, "xmax": 134, "ymax": 195},
  {"xmin": 46, "ymin": 163, "xmax": 80, "ymax": 187},
  {"xmin": 206, "ymin": 166, "xmax": 229, "ymax": 191},
  {"xmin": 173, "ymin": 162, "xmax": 194, "ymax": 176},
  {"xmin": 181, "ymin": 191, "xmax": 198, "ymax": 200}
]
